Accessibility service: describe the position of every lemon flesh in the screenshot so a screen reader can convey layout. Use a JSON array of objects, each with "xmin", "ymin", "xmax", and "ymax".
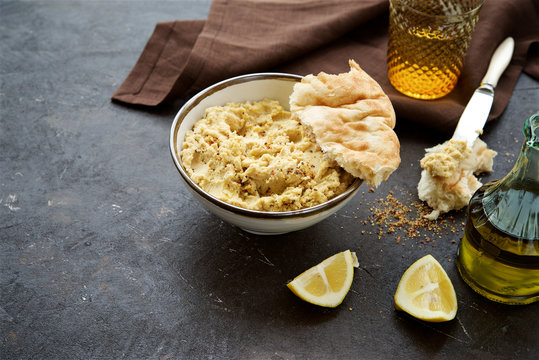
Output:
[
  {"xmin": 394, "ymin": 254, "xmax": 457, "ymax": 322},
  {"xmin": 287, "ymin": 250, "xmax": 355, "ymax": 307}
]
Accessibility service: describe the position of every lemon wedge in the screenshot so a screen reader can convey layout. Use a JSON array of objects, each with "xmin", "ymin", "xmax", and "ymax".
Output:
[
  {"xmin": 394, "ymin": 254, "xmax": 457, "ymax": 322},
  {"xmin": 287, "ymin": 250, "xmax": 356, "ymax": 307}
]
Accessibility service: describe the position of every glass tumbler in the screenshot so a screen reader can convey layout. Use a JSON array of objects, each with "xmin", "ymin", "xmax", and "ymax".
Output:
[{"xmin": 387, "ymin": 0, "xmax": 484, "ymax": 100}]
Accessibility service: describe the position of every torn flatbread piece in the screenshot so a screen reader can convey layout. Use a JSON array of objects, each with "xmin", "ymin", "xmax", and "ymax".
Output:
[
  {"xmin": 290, "ymin": 60, "xmax": 400, "ymax": 187},
  {"xmin": 418, "ymin": 138, "xmax": 497, "ymax": 219}
]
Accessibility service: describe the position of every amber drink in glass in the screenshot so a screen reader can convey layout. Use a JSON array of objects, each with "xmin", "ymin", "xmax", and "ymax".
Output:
[{"xmin": 387, "ymin": 0, "xmax": 484, "ymax": 100}]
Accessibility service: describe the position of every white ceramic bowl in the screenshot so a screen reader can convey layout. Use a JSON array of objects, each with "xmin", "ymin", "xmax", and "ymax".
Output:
[{"xmin": 170, "ymin": 73, "xmax": 362, "ymax": 235}]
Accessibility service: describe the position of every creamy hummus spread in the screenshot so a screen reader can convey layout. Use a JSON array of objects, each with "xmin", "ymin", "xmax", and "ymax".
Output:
[
  {"xmin": 180, "ymin": 99, "xmax": 354, "ymax": 212},
  {"xmin": 418, "ymin": 138, "xmax": 497, "ymax": 219}
]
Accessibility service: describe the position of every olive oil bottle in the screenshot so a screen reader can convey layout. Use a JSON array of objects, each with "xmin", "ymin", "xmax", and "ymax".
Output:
[{"xmin": 456, "ymin": 114, "xmax": 539, "ymax": 304}]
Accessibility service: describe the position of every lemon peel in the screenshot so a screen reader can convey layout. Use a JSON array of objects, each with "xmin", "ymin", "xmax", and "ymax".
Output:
[
  {"xmin": 394, "ymin": 254, "xmax": 457, "ymax": 322},
  {"xmin": 287, "ymin": 250, "xmax": 356, "ymax": 308}
]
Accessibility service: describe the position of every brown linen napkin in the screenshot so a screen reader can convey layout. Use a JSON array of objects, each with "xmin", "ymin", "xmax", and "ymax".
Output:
[{"xmin": 112, "ymin": 0, "xmax": 539, "ymax": 134}]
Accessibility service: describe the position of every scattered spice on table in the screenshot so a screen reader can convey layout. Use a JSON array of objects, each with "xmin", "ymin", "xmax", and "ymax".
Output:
[{"xmin": 351, "ymin": 191, "xmax": 465, "ymax": 246}]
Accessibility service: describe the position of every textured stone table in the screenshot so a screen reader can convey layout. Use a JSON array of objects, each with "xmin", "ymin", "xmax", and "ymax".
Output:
[{"xmin": 1, "ymin": 1, "xmax": 538, "ymax": 359}]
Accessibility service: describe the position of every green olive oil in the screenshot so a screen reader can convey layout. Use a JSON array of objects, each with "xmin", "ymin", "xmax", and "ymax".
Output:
[{"xmin": 456, "ymin": 114, "xmax": 539, "ymax": 305}]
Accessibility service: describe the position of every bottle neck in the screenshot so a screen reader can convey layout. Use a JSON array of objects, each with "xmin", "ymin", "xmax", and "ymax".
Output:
[
  {"xmin": 487, "ymin": 114, "xmax": 538, "ymax": 191},
  {"xmin": 480, "ymin": 114, "xmax": 539, "ymax": 241},
  {"xmin": 502, "ymin": 143, "xmax": 539, "ymax": 190}
]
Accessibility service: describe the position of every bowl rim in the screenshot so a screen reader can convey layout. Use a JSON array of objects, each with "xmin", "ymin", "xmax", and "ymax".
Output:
[{"xmin": 169, "ymin": 72, "xmax": 363, "ymax": 219}]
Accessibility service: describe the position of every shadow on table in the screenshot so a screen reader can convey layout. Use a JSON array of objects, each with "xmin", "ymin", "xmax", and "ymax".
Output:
[
  {"xmin": 160, "ymin": 214, "xmax": 349, "ymax": 326},
  {"xmin": 393, "ymin": 311, "xmax": 459, "ymax": 355},
  {"xmin": 110, "ymin": 95, "xmax": 193, "ymax": 125}
]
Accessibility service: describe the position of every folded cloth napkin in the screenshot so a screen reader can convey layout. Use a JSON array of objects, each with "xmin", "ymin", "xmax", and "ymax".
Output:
[{"xmin": 112, "ymin": 0, "xmax": 539, "ymax": 134}]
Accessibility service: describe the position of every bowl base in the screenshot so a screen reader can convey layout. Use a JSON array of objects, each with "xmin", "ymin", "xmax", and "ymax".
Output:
[{"xmin": 241, "ymin": 227, "xmax": 290, "ymax": 236}]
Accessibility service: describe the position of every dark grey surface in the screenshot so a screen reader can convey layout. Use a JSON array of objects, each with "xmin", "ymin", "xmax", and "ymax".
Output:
[{"xmin": 1, "ymin": 1, "xmax": 538, "ymax": 359}]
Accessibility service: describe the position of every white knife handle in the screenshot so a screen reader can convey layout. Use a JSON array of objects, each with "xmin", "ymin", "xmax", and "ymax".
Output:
[{"xmin": 481, "ymin": 37, "xmax": 515, "ymax": 88}]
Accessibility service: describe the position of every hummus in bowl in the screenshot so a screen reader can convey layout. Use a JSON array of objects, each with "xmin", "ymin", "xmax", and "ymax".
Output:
[
  {"xmin": 180, "ymin": 98, "xmax": 355, "ymax": 212},
  {"xmin": 170, "ymin": 73, "xmax": 362, "ymax": 235}
]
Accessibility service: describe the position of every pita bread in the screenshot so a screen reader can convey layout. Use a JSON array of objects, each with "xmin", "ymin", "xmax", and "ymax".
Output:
[
  {"xmin": 417, "ymin": 138, "xmax": 497, "ymax": 219},
  {"xmin": 290, "ymin": 60, "xmax": 400, "ymax": 187}
]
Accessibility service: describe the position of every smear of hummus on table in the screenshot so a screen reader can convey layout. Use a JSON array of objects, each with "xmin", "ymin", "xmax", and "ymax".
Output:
[
  {"xmin": 180, "ymin": 99, "xmax": 354, "ymax": 212},
  {"xmin": 418, "ymin": 138, "xmax": 497, "ymax": 220}
]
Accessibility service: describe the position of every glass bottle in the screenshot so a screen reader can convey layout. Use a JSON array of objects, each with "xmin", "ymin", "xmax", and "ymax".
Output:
[{"xmin": 456, "ymin": 113, "xmax": 538, "ymax": 305}]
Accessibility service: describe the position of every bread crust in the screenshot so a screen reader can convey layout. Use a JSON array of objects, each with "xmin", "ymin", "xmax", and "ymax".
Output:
[{"xmin": 290, "ymin": 60, "xmax": 400, "ymax": 187}]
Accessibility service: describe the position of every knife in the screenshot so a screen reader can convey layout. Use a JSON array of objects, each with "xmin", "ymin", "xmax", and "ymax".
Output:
[{"xmin": 452, "ymin": 37, "xmax": 515, "ymax": 147}]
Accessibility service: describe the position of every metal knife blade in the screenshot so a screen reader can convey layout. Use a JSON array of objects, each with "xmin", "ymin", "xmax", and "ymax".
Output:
[{"xmin": 452, "ymin": 37, "xmax": 515, "ymax": 147}]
